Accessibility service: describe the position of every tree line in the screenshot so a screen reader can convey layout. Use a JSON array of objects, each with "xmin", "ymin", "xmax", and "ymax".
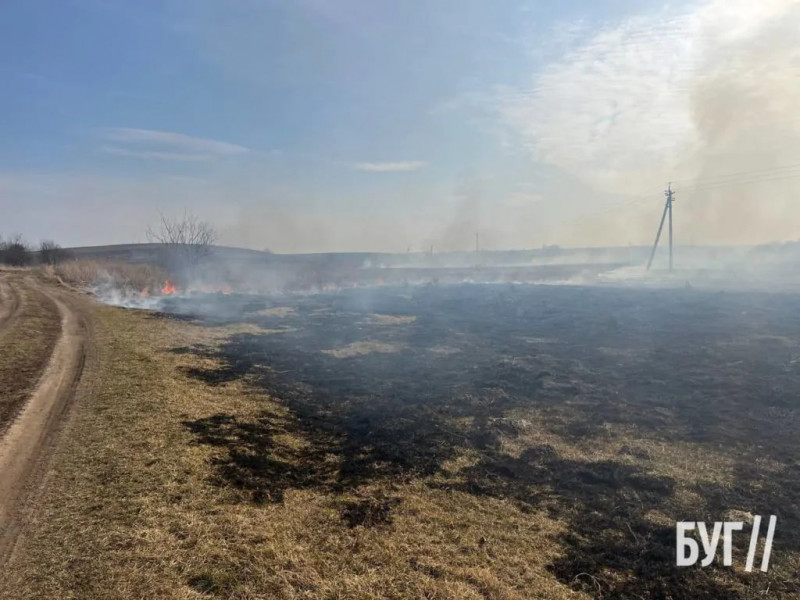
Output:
[
  {"xmin": 0, "ymin": 235, "xmax": 68, "ymax": 266},
  {"xmin": 1, "ymin": 212, "xmax": 217, "ymax": 269}
]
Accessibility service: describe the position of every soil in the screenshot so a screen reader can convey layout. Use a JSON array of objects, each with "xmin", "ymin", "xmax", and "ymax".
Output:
[
  {"xmin": 0, "ymin": 275, "xmax": 21, "ymax": 328},
  {"xmin": 0, "ymin": 273, "xmax": 90, "ymax": 564}
]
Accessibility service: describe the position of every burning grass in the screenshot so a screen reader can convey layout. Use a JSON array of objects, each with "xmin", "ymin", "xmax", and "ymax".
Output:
[
  {"xmin": 52, "ymin": 258, "xmax": 167, "ymax": 295},
  {"xmin": 163, "ymin": 284, "xmax": 800, "ymax": 597},
  {"xmin": 1, "ymin": 297, "xmax": 582, "ymax": 600},
  {"xmin": 6, "ymin": 282, "xmax": 800, "ymax": 598}
]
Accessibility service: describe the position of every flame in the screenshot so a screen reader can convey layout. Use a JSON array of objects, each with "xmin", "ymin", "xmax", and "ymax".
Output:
[
  {"xmin": 140, "ymin": 288, "xmax": 149, "ymax": 298},
  {"xmin": 158, "ymin": 281, "xmax": 233, "ymax": 295}
]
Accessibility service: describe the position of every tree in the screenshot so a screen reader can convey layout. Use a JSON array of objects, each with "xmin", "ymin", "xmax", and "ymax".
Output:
[
  {"xmin": 39, "ymin": 240, "xmax": 66, "ymax": 265},
  {"xmin": 0, "ymin": 234, "xmax": 32, "ymax": 266},
  {"xmin": 146, "ymin": 211, "xmax": 217, "ymax": 271}
]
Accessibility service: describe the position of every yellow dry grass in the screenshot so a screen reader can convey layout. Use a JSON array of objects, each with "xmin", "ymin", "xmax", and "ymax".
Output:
[
  {"xmin": 1, "ymin": 304, "xmax": 584, "ymax": 600},
  {"xmin": 364, "ymin": 314, "xmax": 417, "ymax": 326},
  {"xmin": 52, "ymin": 258, "xmax": 168, "ymax": 292},
  {"xmin": 323, "ymin": 341, "xmax": 406, "ymax": 359},
  {"xmin": 7, "ymin": 281, "xmax": 794, "ymax": 598}
]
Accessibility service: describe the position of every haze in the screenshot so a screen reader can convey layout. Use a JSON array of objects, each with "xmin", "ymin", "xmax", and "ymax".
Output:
[{"xmin": 1, "ymin": 0, "xmax": 799, "ymax": 253}]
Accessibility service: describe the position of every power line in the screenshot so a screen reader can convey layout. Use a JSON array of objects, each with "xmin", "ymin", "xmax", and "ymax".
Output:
[
  {"xmin": 551, "ymin": 160, "xmax": 800, "ymax": 246},
  {"xmin": 571, "ymin": 191, "xmax": 661, "ymax": 224},
  {"xmin": 671, "ymin": 161, "xmax": 800, "ymax": 189},
  {"xmin": 577, "ymin": 162, "xmax": 800, "ymax": 220},
  {"xmin": 678, "ymin": 169, "xmax": 800, "ymax": 194}
]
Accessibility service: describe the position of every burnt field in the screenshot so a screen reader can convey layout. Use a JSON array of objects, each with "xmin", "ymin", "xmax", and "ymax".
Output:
[{"xmin": 162, "ymin": 282, "xmax": 800, "ymax": 598}]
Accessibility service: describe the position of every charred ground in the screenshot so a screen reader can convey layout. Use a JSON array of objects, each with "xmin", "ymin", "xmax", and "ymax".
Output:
[{"xmin": 164, "ymin": 282, "xmax": 800, "ymax": 598}]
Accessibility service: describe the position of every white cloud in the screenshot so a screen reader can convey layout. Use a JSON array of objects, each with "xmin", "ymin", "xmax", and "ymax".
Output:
[
  {"xmin": 353, "ymin": 161, "xmax": 427, "ymax": 172},
  {"xmin": 103, "ymin": 147, "xmax": 215, "ymax": 161},
  {"xmin": 102, "ymin": 127, "xmax": 248, "ymax": 160}
]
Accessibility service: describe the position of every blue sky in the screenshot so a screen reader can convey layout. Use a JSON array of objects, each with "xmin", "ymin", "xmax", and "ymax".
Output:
[{"xmin": 2, "ymin": 0, "xmax": 799, "ymax": 252}]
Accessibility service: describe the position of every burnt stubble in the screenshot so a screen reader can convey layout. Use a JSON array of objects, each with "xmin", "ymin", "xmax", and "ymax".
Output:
[{"xmin": 177, "ymin": 283, "xmax": 800, "ymax": 598}]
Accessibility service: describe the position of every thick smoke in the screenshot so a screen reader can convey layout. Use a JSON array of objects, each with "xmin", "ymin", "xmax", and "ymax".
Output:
[
  {"xmin": 680, "ymin": 1, "xmax": 800, "ymax": 245},
  {"xmin": 503, "ymin": 0, "xmax": 800, "ymax": 250}
]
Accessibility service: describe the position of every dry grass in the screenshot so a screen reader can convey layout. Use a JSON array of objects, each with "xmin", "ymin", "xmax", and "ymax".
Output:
[
  {"xmin": 52, "ymin": 258, "xmax": 168, "ymax": 293},
  {"xmin": 1, "ymin": 305, "xmax": 584, "ymax": 600},
  {"xmin": 6, "ymin": 281, "xmax": 800, "ymax": 598},
  {"xmin": 364, "ymin": 314, "xmax": 417, "ymax": 325},
  {"xmin": 0, "ymin": 271, "xmax": 61, "ymax": 433},
  {"xmin": 253, "ymin": 307, "xmax": 295, "ymax": 318},
  {"xmin": 323, "ymin": 341, "xmax": 406, "ymax": 359}
]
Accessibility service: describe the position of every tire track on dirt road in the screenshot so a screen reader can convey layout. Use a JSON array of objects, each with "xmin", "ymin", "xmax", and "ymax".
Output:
[
  {"xmin": 0, "ymin": 274, "xmax": 21, "ymax": 330},
  {"xmin": 0, "ymin": 279, "xmax": 90, "ymax": 563}
]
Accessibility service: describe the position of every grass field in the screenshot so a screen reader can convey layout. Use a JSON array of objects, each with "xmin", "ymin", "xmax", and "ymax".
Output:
[
  {"xmin": 4, "ymin": 281, "xmax": 800, "ymax": 598},
  {"xmin": 52, "ymin": 259, "xmax": 167, "ymax": 292},
  {"xmin": 1, "ymin": 298, "xmax": 582, "ymax": 599}
]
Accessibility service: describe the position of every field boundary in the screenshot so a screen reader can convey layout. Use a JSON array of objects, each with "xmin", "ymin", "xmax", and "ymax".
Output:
[{"xmin": 0, "ymin": 281, "xmax": 91, "ymax": 565}]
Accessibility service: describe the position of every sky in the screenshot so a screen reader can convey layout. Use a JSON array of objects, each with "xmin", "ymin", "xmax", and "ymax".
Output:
[{"xmin": 1, "ymin": 0, "xmax": 799, "ymax": 253}]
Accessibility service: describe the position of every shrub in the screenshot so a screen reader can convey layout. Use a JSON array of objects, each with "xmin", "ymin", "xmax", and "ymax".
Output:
[
  {"xmin": 39, "ymin": 240, "xmax": 69, "ymax": 265},
  {"xmin": 0, "ymin": 234, "xmax": 32, "ymax": 266}
]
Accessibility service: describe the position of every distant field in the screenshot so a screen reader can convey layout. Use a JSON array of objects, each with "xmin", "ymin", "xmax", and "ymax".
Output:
[
  {"xmin": 57, "ymin": 241, "xmax": 800, "ymax": 294},
  {"xmin": 62, "ymin": 242, "xmax": 648, "ymax": 268},
  {"xmin": 63, "ymin": 243, "xmax": 276, "ymax": 264},
  {"xmin": 59, "ymin": 243, "xmax": 637, "ymax": 292}
]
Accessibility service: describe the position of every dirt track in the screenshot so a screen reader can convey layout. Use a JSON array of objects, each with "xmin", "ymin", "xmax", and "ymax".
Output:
[
  {"xmin": 0, "ymin": 274, "xmax": 89, "ymax": 562},
  {"xmin": 0, "ymin": 274, "xmax": 20, "ymax": 328}
]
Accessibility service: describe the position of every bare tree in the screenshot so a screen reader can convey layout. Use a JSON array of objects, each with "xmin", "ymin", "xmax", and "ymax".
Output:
[
  {"xmin": 146, "ymin": 211, "xmax": 217, "ymax": 270},
  {"xmin": 39, "ymin": 240, "xmax": 66, "ymax": 265},
  {"xmin": 0, "ymin": 234, "xmax": 32, "ymax": 266}
]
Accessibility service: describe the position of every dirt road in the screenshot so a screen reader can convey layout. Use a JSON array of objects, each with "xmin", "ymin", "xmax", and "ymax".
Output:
[
  {"xmin": 0, "ymin": 274, "xmax": 20, "ymax": 328},
  {"xmin": 0, "ymin": 273, "xmax": 89, "ymax": 562}
]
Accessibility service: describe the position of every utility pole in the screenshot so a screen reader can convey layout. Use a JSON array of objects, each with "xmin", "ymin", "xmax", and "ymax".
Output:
[
  {"xmin": 667, "ymin": 184, "xmax": 674, "ymax": 271},
  {"xmin": 646, "ymin": 184, "xmax": 676, "ymax": 271}
]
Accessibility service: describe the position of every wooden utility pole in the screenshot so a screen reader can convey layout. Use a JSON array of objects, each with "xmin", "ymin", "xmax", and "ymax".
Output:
[
  {"xmin": 646, "ymin": 184, "xmax": 675, "ymax": 271},
  {"xmin": 667, "ymin": 184, "xmax": 674, "ymax": 271}
]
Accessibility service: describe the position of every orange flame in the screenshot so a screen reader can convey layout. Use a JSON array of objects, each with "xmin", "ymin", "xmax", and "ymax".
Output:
[
  {"xmin": 221, "ymin": 285, "xmax": 232, "ymax": 295},
  {"xmin": 140, "ymin": 288, "xmax": 149, "ymax": 298},
  {"xmin": 161, "ymin": 280, "xmax": 177, "ymax": 295}
]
